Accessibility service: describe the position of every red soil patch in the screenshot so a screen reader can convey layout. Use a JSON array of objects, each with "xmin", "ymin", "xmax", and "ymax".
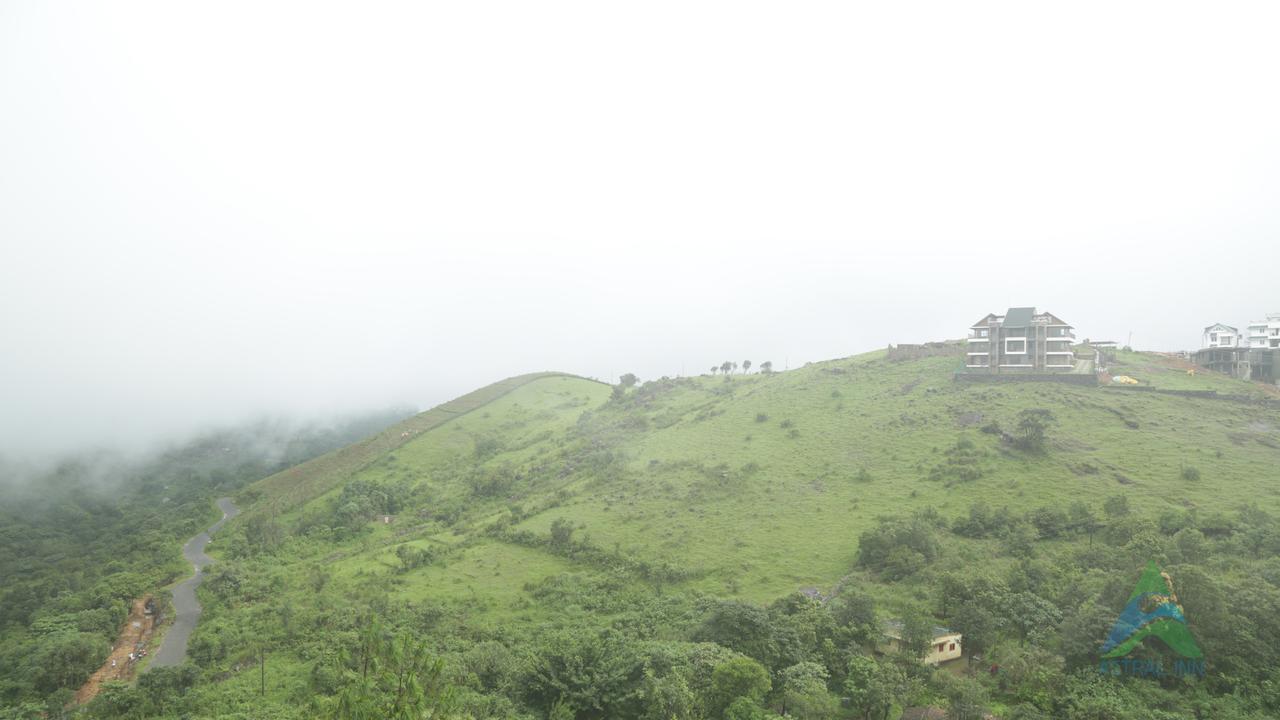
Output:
[{"xmin": 73, "ymin": 596, "xmax": 158, "ymax": 705}]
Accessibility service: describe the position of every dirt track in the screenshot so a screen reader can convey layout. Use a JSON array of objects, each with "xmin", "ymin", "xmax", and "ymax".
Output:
[{"xmin": 73, "ymin": 596, "xmax": 157, "ymax": 704}]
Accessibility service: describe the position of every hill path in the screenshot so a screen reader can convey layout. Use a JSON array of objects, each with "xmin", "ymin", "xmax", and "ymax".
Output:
[{"xmin": 150, "ymin": 497, "xmax": 239, "ymax": 668}]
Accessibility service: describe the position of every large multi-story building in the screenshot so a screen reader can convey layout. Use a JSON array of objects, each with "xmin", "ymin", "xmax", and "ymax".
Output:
[
  {"xmin": 966, "ymin": 307, "xmax": 1076, "ymax": 372},
  {"xmin": 1247, "ymin": 314, "xmax": 1280, "ymax": 349}
]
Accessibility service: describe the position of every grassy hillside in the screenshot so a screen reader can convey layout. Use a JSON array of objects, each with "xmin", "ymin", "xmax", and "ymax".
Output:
[
  {"xmin": 246, "ymin": 372, "xmax": 594, "ymax": 512},
  {"xmin": 132, "ymin": 352, "xmax": 1280, "ymax": 719}
]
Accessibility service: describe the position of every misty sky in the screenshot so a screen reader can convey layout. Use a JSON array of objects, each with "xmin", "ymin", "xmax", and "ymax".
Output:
[{"xmin": 3, "ymin": 2, "xmax": 1279, "ymax": 459}]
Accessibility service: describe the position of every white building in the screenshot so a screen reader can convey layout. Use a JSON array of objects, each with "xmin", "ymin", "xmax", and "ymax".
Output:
[
  {"xmin": 1202, "ymin": 323, "xmax": 1239, "ymax": 349},
  {"xmin": 1247, "ymin": 314, "xmax": 1280, "ymax": 349}
]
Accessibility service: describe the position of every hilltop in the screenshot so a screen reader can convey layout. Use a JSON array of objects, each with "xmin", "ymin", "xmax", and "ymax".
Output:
[{"xmin": 127, "ymin": 350, "xmax": 1280, "ymax": 719}]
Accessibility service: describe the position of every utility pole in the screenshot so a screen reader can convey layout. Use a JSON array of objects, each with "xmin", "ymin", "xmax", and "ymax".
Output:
[{"xmin": 260, "ymin": 646, "xmax": 266, "ymax": 696}]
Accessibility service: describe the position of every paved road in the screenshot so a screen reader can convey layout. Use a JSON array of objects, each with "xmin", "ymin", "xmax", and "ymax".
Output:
[{"xmin": 150, "ymin": 497, "xmax": 239, "ymax": 668}]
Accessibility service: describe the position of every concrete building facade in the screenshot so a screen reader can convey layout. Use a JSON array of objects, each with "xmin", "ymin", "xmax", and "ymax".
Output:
[{"xmin": 966, "ymin": 307, "xmax": 1075, "ymax": 373}]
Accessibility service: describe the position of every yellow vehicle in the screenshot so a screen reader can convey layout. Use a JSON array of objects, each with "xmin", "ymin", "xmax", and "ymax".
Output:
[{"xmin": 1112, "ymin": 375, "xmax": 1140, "ymax": 385}]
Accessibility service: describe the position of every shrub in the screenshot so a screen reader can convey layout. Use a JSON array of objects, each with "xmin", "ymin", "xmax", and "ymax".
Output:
[
  {"xmin": 856, "ymin": 515, "xmax": 940, "ymax": 577},
  {"xmin": 1013, "ymin": 409, "xmax": 1055, "ymax": 452},
  {"xmin": 1181, "ymin": 465, "xmax": 1202, "ymax": 482},
  {"xmin": 549, "ymin": 518, "xmax": 576, "ymax": 549}
]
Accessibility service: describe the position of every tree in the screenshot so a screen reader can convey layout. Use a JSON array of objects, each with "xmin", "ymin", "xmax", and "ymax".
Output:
[
  {"xmin": 1058, "ymin": 602, "xmax": 1114, "ymax": 670},
  {"xmin": 939, "ymin": 674, "xmax": 988, "ymax": 720},
  {"xmin": 695, "ymin": 602, "xmax": 778, "ymax": 669},
  {"xmin": 844, "ymin": 655, "xmax": 903, "ymax": 720},
  {"xmin": 832, "ymin": 592, "xmax": 877, "ymax": 642},
  {"xmin": 707, "ymin": 656, "xmax": 771, "ymax": 718},
  {"xmin": 721, "ymin": 361, "xmax": 733, "ymax": 375},
  {"xmin": 618, "ymin": 373, "xmax": 639, "ymax": 388},
  {"xmin": 1000, "ymin": 591, "xmax": 1061, "ymax": 647},
  {"xmin": 779, "ymin": 662, "xmax": 836, "ymax": 719},
  {"xmin": 723, "ymin": 696, "xmax": 770, "ymax": 720},
  {"xmin": 639, "ymin": 669, "xmax": 695, "ymax": 720},
  {"xmin": 901, "ymin": 613, "xmax": 935, "ymax": 660},
  {"xmin": 1013, "ymin": 409, "xmax": 1055, "ymax": 452},
  {"xmin": 30, "ymin": 631, "xmax": 105, "ymax": 695},
  {"xmin": 742, "ymin": 360, "xmax": 752, "ymax": 374},
  {"xmin": 948, "ymin": 602, "xmax": 997, "ymax": 665},
  {"xmin": 326, "ymin": 620, "xmax": 455, "ymax": 720},
  {"xmin": 523, "ymin": 630, "xmax": 643, "ymax": 718},
  {"xmin": 760, "ymin": 361, "xmax": 773, "ymax": 373}
]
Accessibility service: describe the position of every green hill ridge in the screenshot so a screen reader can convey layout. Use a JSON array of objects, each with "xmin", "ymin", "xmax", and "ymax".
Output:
[{"xmin": 183, "ymin": 349, "xmax": 1280, "ymax": 718}]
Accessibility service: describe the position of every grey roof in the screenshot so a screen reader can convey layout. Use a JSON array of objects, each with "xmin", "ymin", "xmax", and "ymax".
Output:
[
  {"xmin": 1002, "ymin": 307, "xmax": 1035, "ymax": 328},
  {"xmin": 1204, "ymin": 323, "xmax": 1237, "ymax": 332}
]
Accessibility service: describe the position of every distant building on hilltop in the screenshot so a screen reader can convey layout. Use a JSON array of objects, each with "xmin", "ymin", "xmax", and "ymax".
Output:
[
  {"xmin": 1192, "ymin": 313, "xmax": 1280, "ymax": 385},
  {"xmin": 965, "ymin": 307, "xmax": 1076, "ymax": 373},
  {"xmin": 1247, "ymin": 314, "xmax": 1280, "ymax": 349},
  {"xmin": 1202, "ymin": 323, "xmax": 1240, "ymax": 349}
]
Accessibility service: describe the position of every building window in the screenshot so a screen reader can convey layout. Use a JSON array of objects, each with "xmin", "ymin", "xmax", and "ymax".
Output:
[
  {"xmin": 1005, "ymin": 338, "xmax": 1026, "ymax": 354},
  {"xmin": 949, "ymin": 643, "xmax": 956, "ymax": 651},
  {"xmin": 937, "ymin": 643, "xmax": 945, "ymax": 652}
]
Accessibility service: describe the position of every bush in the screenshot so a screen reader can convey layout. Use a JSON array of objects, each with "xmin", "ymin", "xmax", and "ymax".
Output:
[
  {"xmin": 1181, "ymin": 465, "xmax": 1202, "ymax": 482},
  {"xmin": 1013, "ymin": 409, "xmax": 1055, "ymax": 452},
  {"xmin": 856, "ymin": 515, "xmax": 940, "ymax": 577},
  {"xmin": 549, "ymin": 518, "xmax": 576, "ymax": 549}
]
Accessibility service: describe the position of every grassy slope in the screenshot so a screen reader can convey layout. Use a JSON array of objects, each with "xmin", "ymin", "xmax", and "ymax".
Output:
[
  {"xmin": 197, "ymin": 351, "xmax": 1280, "ymax": 714},
  {"xmin": 246, "ymin": 372, "xmax": 594, "ymax": 513},
  {"xmin": 238, "ymin": 351, "xmax": 1279, "ymax": 613}
]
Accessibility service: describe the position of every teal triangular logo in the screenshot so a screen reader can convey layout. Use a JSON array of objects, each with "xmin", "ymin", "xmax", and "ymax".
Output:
[{"xmin": 1101, "ymin": 561, "xmax": 1202, "ymax": 659}]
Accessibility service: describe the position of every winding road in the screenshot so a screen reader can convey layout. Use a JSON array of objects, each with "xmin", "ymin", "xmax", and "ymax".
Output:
[{"xmin": 150, "ymin": 497, "xmax": 239, "ymax": 668}]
